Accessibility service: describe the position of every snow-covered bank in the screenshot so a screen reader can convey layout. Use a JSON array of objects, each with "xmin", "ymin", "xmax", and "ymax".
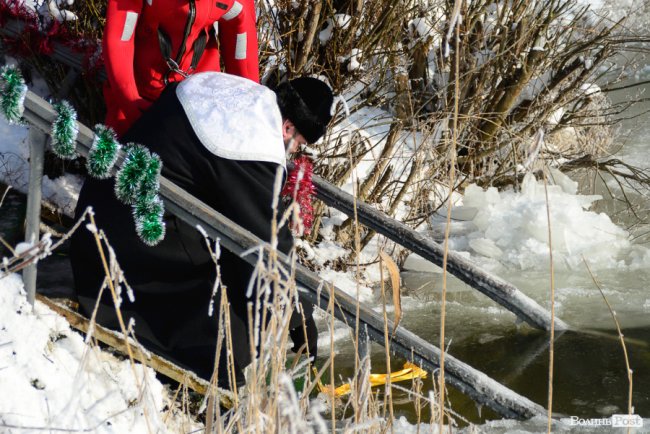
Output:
[{"xmin": 0, "ymin": 272, "xmax": 198, "ymax": 433}]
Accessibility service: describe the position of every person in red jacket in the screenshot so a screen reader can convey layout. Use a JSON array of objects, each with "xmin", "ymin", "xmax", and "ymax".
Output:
[{"xmin": 102, "ymin": 0, "xmax": 259, "ymax": 136}]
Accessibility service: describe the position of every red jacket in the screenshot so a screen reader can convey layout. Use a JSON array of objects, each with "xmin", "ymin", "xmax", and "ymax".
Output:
[{"xmin": 102, "ymin": 0, "xmax": 259, "ymax": 136}]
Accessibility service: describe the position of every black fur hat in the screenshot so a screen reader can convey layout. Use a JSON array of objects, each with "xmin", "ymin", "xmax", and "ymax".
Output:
[{"xmin": 275, "ymin": 77, "xmax": 334, "ymax": 144}]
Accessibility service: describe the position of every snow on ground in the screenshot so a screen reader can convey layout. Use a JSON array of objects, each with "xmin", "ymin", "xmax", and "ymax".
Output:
[{"xmin": 0, "ymin": 272, "xmax": 200, "ymax": 433}]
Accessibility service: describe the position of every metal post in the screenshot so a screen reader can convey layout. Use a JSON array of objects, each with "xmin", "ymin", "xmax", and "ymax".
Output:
[{"xmin": 23, "ymin": 127, "xmax": 46, "ymax": 306}]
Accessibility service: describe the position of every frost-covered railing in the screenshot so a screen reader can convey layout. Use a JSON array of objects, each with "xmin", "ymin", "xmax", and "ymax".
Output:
[
  {"xmin": 0, "ymin": 19, "xmax": 568, "ymax": 333},
  {"xmin": 18, "ymin": 87, "xmax": 547, "ymax": 420}
]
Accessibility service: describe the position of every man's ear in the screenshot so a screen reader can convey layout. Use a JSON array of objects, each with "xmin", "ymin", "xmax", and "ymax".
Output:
[{"xmin": 281, "ymin": 119, "xmax": 294, "ymax": 141}]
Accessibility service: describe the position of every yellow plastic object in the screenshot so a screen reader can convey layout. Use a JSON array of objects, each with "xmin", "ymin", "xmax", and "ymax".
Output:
[{"xmin": 316, "ymin": 362, "xmax": 428, "ymax": 397}]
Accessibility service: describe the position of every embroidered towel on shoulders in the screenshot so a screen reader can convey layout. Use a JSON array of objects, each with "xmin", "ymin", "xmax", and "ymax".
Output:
[{"xmin": 176, "ymin": 72, "xmax": 286, "ymax": 169}]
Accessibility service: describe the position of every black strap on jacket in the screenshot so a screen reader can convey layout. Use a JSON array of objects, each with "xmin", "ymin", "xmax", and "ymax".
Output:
[{"xmin": 157, "ymin": 0, "xmax": 210, "ymax": 85}]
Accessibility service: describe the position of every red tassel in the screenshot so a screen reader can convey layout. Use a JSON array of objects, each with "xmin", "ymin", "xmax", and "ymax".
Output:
[{"xmin": 282, "ymin": 155, "xmax": 316, "ymax": 236}]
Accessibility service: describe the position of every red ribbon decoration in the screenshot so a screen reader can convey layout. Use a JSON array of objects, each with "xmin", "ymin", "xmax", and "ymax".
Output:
[
  {"xmin": 0, "ymin": 0, "xmax": 102, "ymax": 77},
  {"xmin": 281, "ymin": 155, "xmax": 316, "ymax": 236}
]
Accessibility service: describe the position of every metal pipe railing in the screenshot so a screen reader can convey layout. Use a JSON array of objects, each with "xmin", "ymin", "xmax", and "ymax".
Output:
[{"xmin": 22, "ymin": 128, "xmax": 46, "ymax": 304}]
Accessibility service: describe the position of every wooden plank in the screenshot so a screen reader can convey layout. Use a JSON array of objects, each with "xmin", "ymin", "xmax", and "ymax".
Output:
[{"xmin": 35, "ymin": 294, "xmax": 216, "ymax": 396}]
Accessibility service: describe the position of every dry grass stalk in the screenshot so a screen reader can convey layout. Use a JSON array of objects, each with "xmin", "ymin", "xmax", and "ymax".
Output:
[
  {"xmin": 541, "ymin": 167, "xmax": 557, "ymax": 434},
  {"xmin": 379, "ymin": 254, "xmax": 395, "ymax": 430},
  {"xmin": 379, "ymin": 250, "xmax": 401, "ymax": 337},
  {"xmin": 437, "ymin": 4, "xmax": 462, "ymax": 431},
  {"xmin": 583, "ymin": 258, "xmax": 635, "ymax": 434}
]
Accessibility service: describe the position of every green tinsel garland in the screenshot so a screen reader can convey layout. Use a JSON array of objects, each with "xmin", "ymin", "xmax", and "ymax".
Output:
[
  {"xmin": 0, "ymin": 65, "xmax": 28, "ymax": 124},
  {"xmin": 115, "ymin": 143, "xmax": 151, "ymax": 204},
  {"xmin": 0, "ymin": 65, "xmax": 167, "ymax": 246},
  {"xmin": 50, "ymin": 100, "xmax": 78, "ymax": 159},
  {"xmin": 87, "ymin": 124, "xmax": 121, "ymax": 178},
  {"xmin": 132, "ymin": 152, "xmax": 165, "ymax": 245},
  {"xmin": 134, "ymin": 196, "xmax": 166, "ymax": 246},
  {"xmin": 137, "ymin": 152, "xmax": 162, "ymax": 204}
]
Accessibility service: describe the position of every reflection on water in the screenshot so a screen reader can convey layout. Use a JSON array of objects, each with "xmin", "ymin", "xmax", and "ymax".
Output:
[
  {"xmin": 327, "ymin": 321, "xmax": 650, "ymax": 427},
  {"xmin": 453, "ymin": 327, "xmax": 650, "ymax": 421}
]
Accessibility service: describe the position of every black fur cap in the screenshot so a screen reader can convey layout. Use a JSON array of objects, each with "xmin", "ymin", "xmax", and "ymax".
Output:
[{"xmin": 275, "ymin": 77, "xmax": 334, "ymax": 144}]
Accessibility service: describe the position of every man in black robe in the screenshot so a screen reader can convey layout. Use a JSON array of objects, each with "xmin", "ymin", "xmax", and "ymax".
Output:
[{"xmin": 70, "ymin": 72, "xmax": 333, "ymax": 386}]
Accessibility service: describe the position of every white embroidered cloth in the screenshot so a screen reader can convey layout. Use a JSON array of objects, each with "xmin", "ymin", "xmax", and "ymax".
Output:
[{"xmin": 176, "ymin": 72, "xmax": 286, "ymax": 169}]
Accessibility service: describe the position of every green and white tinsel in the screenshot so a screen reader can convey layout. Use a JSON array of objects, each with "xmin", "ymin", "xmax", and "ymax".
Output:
[
  {"xmin": 87, "ymin": 124, "xmax": 121, "ymax": 178},
  {"xmin": 134, "ymin": 195, "xmax": 166, "ymax": 246},
  {"xmin": 137, "ymin": 152, "xmax": 162, "ymax": 204},
  {"xmin": 0, "ymin": 65, "xmax": 166, "ymax": 246},
  {"xmin": 115, "ymin": 143, "xmax": 151, "ymax": 204},
  {"xmin": 51, "ymin": 100, "xmax": 78, "ymax": 159},
  {"xmin": 0, "ymin": 65, "xmax": 27, "ymax": 124},
  {"xmin": 132, "ymin": 152, "xmax": 165, "ymax": 246}
]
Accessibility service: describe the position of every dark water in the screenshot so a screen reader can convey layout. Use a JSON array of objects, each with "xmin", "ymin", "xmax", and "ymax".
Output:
[
  {"xmin": 328, "ymin": 324, "xmax": 650, "ymax": 427},
  {"xmin": 0, "ymin": 186, "xmax": 25, "ymax": 257},
  {"xmin": 0, "ymin": 186, "xmax": 75, "ymax": 298},
  {"xmin": 451, "ymin": 327, "xmax": 649, "ymax": 421}
]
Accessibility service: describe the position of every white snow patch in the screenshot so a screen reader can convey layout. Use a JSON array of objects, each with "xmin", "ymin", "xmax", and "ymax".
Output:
[
  {"xmin": 0, "ymin": 273, "xmax": 200, "ymax": 433},
  {"xmin": 0, "ymin": 118, "xmax": 81, "ymax": 215},
  {"xmin": 318, "ymin": 268, "xmax": 374, "ymax": 303}
]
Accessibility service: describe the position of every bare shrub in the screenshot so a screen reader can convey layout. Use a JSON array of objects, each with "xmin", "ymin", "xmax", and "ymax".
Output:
[{"xmin": 257, "ymin": 0, "xmax": 650, "ymax": 251}]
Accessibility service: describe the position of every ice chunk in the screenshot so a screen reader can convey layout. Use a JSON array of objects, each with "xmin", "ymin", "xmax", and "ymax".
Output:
[
  {"xmin": 436, "ymin": 205, "xmax": 479, "ymax": 221},
  {"xmin": 469, "ymin": 238, "xmax": 503, "ymax": 259},
  {"xmin": 580, "ymin": 82, "xmax": 601, "ymax": 96},
  {"xmin": 451, "ymin": 173, "xmax": 636, "ymax": 270},
  {"xmin": 549, "ymin": 168, "xmax": 577, "ymax": 194},
  {"xmin": 403, "ymin": 253, "xmax": 443, "ymax": 273}
]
